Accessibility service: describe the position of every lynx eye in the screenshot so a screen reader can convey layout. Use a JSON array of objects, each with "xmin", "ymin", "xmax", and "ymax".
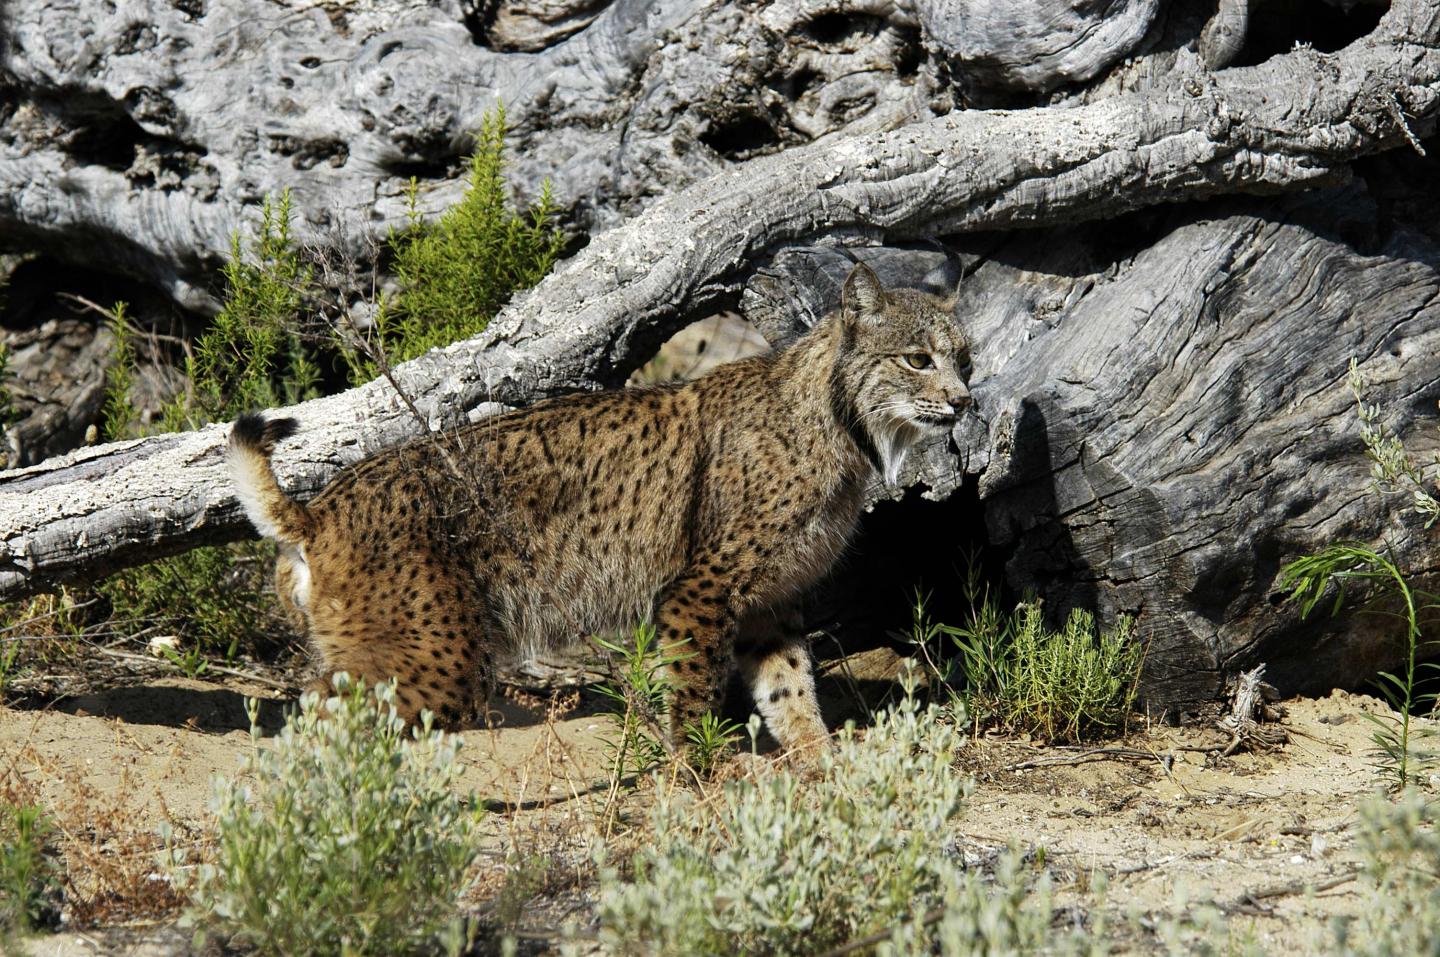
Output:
[{"xmin": 903, "ymin": 353, "xmax": 933, "ymax": 370}]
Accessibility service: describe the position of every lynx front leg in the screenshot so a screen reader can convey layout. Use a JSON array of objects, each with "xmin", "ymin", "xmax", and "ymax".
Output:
[
  {"xmin": 655, "ymin": 573, "xmax": 738, "ymax": 750},
  {"xmin": 737, "ymin": 607, "xmax": 829, "ymax": 754}
]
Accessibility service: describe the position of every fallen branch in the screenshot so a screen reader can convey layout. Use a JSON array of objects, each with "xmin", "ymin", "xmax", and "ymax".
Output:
[
  {"xmin": 92, "ymin": 647, "xmax": 292, "ymax": 691},
  {"xmin": 1222, "ymin": 869, "xmax": 1362, "ymax": 916},
  {"xmin": 1006, "ymin": 746, "xmax": 1174, "ymax": 773}
]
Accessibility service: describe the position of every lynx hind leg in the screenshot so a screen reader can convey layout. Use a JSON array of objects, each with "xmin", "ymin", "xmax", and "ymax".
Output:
[
  {"xmin": 737, "ymin": 608, "xmax": 830, "ymax": 754},
  {"xmin": 656, "ymin": 574, "xmax": 739, "ymax": 751},
  {"xmin": 303, "ymin": 558, "xmax": 494, "ymax": 730}
]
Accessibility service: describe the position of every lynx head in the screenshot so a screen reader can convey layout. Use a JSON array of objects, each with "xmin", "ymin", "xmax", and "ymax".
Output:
[{"xmin": 833, "ymin": 263, "xmax": 973, "ymax": 484}]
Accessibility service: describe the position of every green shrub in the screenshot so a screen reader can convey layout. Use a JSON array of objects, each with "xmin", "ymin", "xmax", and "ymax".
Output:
[
  {"xmin": 0, "ymin": 269, "xmax": 12, "ymax": 437},
  {"xmin": 169, "ymin": 191, "xmax": 322, "ymax": 430},
  {"xmin": 592, "ymin": 626, "xmax": 748, "ymax": 786},
  {"xmin": 170, "ymin": 677, "xmax": 484, "ymax": 956},
  {"xmin": 346, "ymin": 107, "xmax": 564, "ymax": 382},
  {"xmin": 100, "ymin": 302, "xmax": 139, "ymax": 440},
  {"xmin": 0, "ymin": 799, "xmax": 59, "ymax": 937},
  {"xmin": 597, "ymin": 695, "xmax": 977, "ymax": 955},
  {"xmin": 103, "ymin": 193, "xmax": 321, "ymax": 439},
  {"xmin": 880, "ymin": 851, "xmax": 1101, "ymax": 957},
  {"xmin": 593, "ymin": 625, "xmax": 684, "ymax": 780},
  {"xmin": 0, "ymin": 636, "xmax": 21, "ymax": 696},
  {"xmin": 100, "ymin": 542, "xmax": 282, "ymax": 663},
  {"xmin": 908, "ymin": 589, "xmax": 1142, "ymax": 742}
]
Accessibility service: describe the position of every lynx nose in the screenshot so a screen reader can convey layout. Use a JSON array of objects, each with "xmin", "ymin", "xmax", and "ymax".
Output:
[{"xmin": 947, "ymin": 393, "xmax": 972, "ymax": 412}]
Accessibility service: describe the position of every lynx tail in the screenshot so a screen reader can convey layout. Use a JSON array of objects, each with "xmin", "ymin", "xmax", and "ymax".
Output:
[{"xmin": 226, "ymin": 413, "xmax": 311, "ymax": 543}]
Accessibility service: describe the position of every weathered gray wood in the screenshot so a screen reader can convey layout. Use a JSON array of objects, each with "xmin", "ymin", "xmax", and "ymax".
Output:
[
  {"xmin": 1216, "ymin": 663, "xmax": 1286, "ymax": 755},
  {"xmin": 7, "ymin": 0, "xmax": 1396, "ymax": 312},
  {"xmin": 745, "ymin": 175, "xmax": 1440, "ymax": 712},
  {"xmin": 0, "ymin": 0, "xmax": 944, "ymax": 308},
  {"xmin": 1199, "ymin": 0, "xmax": 1251, "ymax": 71},
  {"xmin": 2, "ymin": 0, "xmax": 1438, "ymax": 613},
  {"xmin": 1, "ymin": 318, "xmax": 112, "ymax": 469},
  {"xmin": 958, "ymin": 185, "xmax": 1440, "ymax": 711},
  {"xmin": 918, "ymin": 0, "xmax": 1160, "ymax": 93},
  {"xmin": 477, "ymin": 0, "xmax": 612, "ymax": 52}
]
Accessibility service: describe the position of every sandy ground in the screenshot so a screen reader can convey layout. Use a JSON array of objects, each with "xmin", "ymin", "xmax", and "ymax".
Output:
[
  {"xmin": 0, "ymin": 661, "xmax": 1411, "ymax": 956},
  {"xmin": 957, "ymin": 691, "xmax": 1389, "ymax": 953}
]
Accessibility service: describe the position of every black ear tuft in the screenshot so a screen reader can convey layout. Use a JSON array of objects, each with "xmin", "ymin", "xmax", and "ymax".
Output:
[{"xmin": 841, "ymin": 262, "xmax": 886, "ymax": 321}]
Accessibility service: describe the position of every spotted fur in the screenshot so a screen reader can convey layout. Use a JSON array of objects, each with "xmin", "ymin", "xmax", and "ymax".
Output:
[{"xmin": 226, "ymin": 264, "xmax": 972, "ymax": 752}]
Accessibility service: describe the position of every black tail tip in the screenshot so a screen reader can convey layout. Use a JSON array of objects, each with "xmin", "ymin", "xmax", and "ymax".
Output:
[{"xmin": 231, "ymin": 413, "xmax": 299, "ymax": 452}]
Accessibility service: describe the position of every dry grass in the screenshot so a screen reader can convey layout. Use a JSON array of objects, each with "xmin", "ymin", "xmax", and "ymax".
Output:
[{"xmin": 2, "ymin": 744, "xmax": 193, "ymax": 929}]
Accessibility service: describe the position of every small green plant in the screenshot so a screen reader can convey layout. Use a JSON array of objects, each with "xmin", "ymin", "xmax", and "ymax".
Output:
[
  {"xmin": 103, "ymin": 194, "xmax": 322, "ymax": 439},
  {"xmin": 1348, "ymin": 357, "xmax": 1440, "ymax": 529},
  {"xmin": 0, "ymin": 266, "xmax": 14, "ymax": 440},
  {"xmin": 880, "ymin": 850, "xmax": 1102, "ymax": 957},
  {"xmin": 492, "ymin": 853, "xmax": 564, "ymax": 932},
  {"xmin": 907, "ymin": 584, "xmax": 1142, "ymax": 742},
  {"xmin": 1283, "ymin": 544, "xmax": 1436, "ymax": 788},
  {"xmin": 168, "ymin": 191, "xmax": 322, "ymax": 430},
  {"xmin": 1282, "ymin": 360, "xmax": 1440, "ymax": 789},
  {"xmin": 0, "ymin": 639, "xmax": 22, "ymax": 697},
  {"xmin": 684, "ymin": 711, "xmax": 744, "ymax": 775},
  {"xmin": 592, "ymin": 625, "xmax": 684, "ymax": 779},
  {"xmin": 0, "ymin": 799, "xmax": 60, "ymax": 937},
  {"xmin": 156, "ymin": 640, "xmax": 211, "ymax": 679},
  {"xmin": 345, "ymin": 107, "xmax": 564, "ymax": 383},
  {"xmin": 169, "ymin": 676, "xmax": 484, "ymax": 956},
  {"xmin": 598, "ymin": 696, "xmax": 1004, "ymax": 955},
  {"xmin": 100, "ymin": 301, "xmax": 139, "ymax": 440}
]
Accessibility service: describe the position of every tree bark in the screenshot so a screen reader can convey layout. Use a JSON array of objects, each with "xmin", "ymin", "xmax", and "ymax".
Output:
[{"xmin": 2, "ymin": 0, "xmax": 1440, "ymax": 709}]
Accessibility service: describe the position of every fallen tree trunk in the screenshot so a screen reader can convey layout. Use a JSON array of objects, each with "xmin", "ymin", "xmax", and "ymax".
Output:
[{"xmin": 0, "ymin": 0, "xmax": 951, "ymax": 307}]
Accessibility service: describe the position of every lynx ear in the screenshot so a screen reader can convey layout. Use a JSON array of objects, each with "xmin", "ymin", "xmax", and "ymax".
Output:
[{"xmin": 841, "ymin": 262, "xmax": 886, "ymax": 322}]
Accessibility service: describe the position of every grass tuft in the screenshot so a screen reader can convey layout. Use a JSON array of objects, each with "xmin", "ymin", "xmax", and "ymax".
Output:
[
  {"xmin": 1282, "ymin": 359, "xmax": 1440, "ymax": 789},
  {"xmin": 906, "ymin": 585, "xmax": 1143, "ymax": 743},
  {"xmin": 0, "ymin": 794, "xmax": 60, "ymax": 939},
  {"xmin": 1329, "ymin": 792, "xmax": 1440, "ymax": 955}
]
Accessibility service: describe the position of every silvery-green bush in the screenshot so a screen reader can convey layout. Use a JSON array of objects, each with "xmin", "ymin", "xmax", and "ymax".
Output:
[
  {"xmin": 597, "ymin": 697, "xmax": 1067, "ymax": 955},
  {"xmin": 1329, "ymin": 792, "xmax": 1440, "ymax": 956},
  {"xmin": 880, "ymin": 851, "xmax": 1081, "ymax": 957},
  {"xmin": 168, "ymin": 677, "xmax": 483, "ymax": 956}
]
